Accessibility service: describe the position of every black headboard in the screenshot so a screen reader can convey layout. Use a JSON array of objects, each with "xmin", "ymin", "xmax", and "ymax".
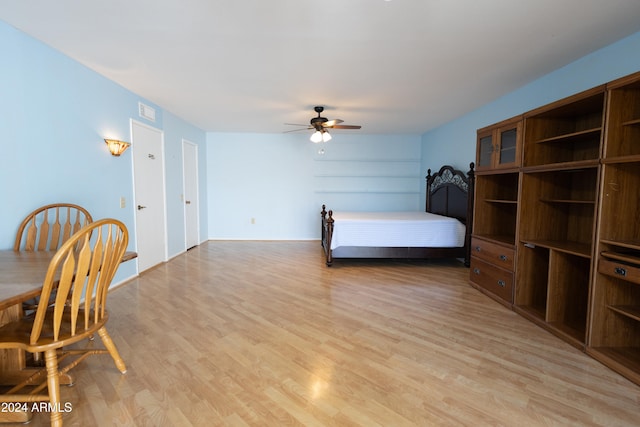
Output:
[{"xmin": 425, "ymin": 163, "xmax": 475, "ymax": 224}]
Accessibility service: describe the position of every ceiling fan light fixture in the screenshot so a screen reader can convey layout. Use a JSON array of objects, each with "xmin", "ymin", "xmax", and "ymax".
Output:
[
  {"xmin": 310, "ymin": 130, "xmax": 324, "ymax": 143},
  {"xmin": 292, "ymin": 106, "xmax": 360, "ymax": 142}
]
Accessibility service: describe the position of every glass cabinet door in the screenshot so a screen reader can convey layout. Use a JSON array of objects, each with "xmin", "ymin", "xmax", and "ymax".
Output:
[
  {"xmin": 477, "ymin": 134, "xmax": 494, "ymax": 169},
  {"xmin": 476, "ymin": 117, "xmax": 522, "ymax": 171},
  {"xmin": 498, "ymin": 128, "xmax": 518, "ymax": 165}
]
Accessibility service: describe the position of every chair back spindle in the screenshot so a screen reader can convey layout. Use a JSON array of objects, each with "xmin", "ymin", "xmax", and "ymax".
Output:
[
  {"xmin": 29, "ymin": 219, "xmax": 128, "ymax": 345},
  {"xmin": 14, "ymin": 203, "xmax": 93, "ymax": 252}
]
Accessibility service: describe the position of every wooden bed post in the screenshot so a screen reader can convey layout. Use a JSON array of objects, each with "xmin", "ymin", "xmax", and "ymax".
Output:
[
  {"xmin": 320, "ymin": 205, "xmax": 334, "ymax": 266},
  {"xmin": 325, "ymin": 211, "xmax": 334, "ymax": 266},
  {"xmin": 321, "ymin": 205, "xmax": 327, "ymax": 246},
  {"xmin": 464, "ymin": 162, "xmax": 475, "ymax": 267},
  {"xmin": 425, "ymin": 168, "xmax": 432, "ymax": 213}
]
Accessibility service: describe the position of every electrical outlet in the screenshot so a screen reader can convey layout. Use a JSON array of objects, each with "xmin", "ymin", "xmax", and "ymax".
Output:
[{"xmin": 120, "ymin": 197, "xmax": 126, "ymax": 208}]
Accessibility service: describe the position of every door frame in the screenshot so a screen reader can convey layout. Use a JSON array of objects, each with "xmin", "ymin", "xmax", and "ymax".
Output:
[
  {"xmin": 182, "ymin": 139, "xmax": 200, "ymax": 250},
  {"xmin": 130, "ymin": 119, "xmax": 168, "ymax": 271}
]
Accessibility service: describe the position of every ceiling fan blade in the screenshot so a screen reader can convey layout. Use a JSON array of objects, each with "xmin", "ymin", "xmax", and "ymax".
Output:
[
  {"xmin": 322, "ymin": 119, "xmax": 344, "ymax": 127},
  {"xmin": 330, "ymin": 125, "xmax": 362, "ymax": 129},
  {"xmin": 283, "ymin": 127, "xmax": 311, "ymax": 133},
  {"xmin": 284, "ymin": 123, "xmax": 309, "ymax": 127}
]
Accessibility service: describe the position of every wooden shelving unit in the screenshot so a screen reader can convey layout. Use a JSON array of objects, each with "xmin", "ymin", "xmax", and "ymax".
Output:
[
  {"xmin": 470, "ymin": 71, "xmax": 640, "ymax": 386},
  {"xmin": 514, "ymin": 88, "xmax": 605, "ymax": 349},
  {"xmin": 588, "ymin": 72, "xmax": 640, "ymax": 386},
  {"xmin": 470, "ymin": 116, "xmax": 522, "ymax": 306}
]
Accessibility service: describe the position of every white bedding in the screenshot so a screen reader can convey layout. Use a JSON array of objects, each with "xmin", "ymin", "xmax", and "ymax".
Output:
[{"xmin": 329, "ymin": 211, "xmax": 465, "ymax": 250}]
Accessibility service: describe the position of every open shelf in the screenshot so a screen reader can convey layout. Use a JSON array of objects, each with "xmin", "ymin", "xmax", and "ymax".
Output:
[
  {"xmin": 523, "ymin": 88, "xmax": 605, "ymax": 168},
  {"xmin": 540, "ymin": 199, "xmax": 595, "ymax": 205},
  {"xmin": 519, "ymin": 168, "xmax": 598, "ymax": 252},
  {"xmin": 521, "ymin": 159, "xmax": 601, "ymax": 173},
  {"xmin": 598, "ymin": 163, "xmax": 640, "ymax": 246},
  {"xmin": 609, "ymin": 305, "xmax": 640, "ymax": 322},
  {"xmin": 523, "ymin": 240, "xmax": 591, "ymax": 258},
  {"xmin": 473, "ymin": 172, "xmax": 519, "ymax": 245},
  {"xmin": 547, "ymin": 321, "xmax": 586, "ymax": 346},
  {"xmin": 601, "ymin": 251, "xmax": 640, "ymax": 265},
  {"xmin": 533, "ymin": 127, "xmax": 602, "ymax": 144},
  {"xmin": 515, "ymin": 304, "xmax": 546, "ymax": 323},
  {"xmin": 484, "ymin": 199, "xmax": 518, "ymax": 204},
  {"xmin": 601, "ymin": 239, "xmax": 640, "ymax": 251},
  {"xmin": 515, "ymin": 244, "xmax": 549, "ymax": 313},
  {"xmin": 602, "ymin": 155, "xmax": 640, "ymax": 165},
  {"xmin": 604, "ymin": 75, "xmax": 640, "ymax": 159},
  {"xmin": 515, "ymin": 242, "xmax": 590, "ymax": 345},
  {"xmin": 621, "ymin": 118, "xmax": 640, "ymax": 127}
]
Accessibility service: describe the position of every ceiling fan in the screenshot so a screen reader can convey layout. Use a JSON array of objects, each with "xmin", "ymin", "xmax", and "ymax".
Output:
[{"xmin": 285, "ymin": 106, "xmax": 362, "ymax": 142}]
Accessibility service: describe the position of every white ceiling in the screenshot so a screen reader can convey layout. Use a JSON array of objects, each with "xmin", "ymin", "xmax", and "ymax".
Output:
[{"xmin": 3, "ymin": 0, "xmax": 640, "ymax": 135}]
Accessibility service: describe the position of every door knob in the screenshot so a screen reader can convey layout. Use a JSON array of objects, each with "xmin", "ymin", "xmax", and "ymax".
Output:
[
  {"xmin": 185, "ymin": 200, "xmax": 191, "ymax": 205},
  {"xmin": 137, "ymin": 205, "xmax": 147, "ymax": 210}
]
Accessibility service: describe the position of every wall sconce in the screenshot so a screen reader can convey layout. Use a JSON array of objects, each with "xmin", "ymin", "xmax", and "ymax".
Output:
[{"xmin": 104, "ymin": 139, "xmax": 131, "ymax": 156}]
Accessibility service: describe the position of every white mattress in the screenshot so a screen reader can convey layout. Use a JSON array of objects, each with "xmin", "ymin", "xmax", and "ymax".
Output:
[{"xmin": 329, "ymin": 211, "xmax": 465, "ymax": 250}]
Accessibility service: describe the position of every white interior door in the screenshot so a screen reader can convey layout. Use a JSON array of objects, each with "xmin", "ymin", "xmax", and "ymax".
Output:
[
  {"xmin": 131, "ymin": 120, "xmax": 167, "ymax": 272},
  {"xmin": 182, "ymin": 140, "xmax": 199, "ymax": 250}
]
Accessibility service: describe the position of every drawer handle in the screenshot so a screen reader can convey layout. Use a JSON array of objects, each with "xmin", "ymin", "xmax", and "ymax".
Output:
[
  {"xmin": 473, "ymin": 268, "xmax": 480, "ymax": 275},
  {"xmin": 475, "ymin": 246, "xmax": 481, "ymax": 252},
  {"xmin": 499, "ymin": 254, "xmax": 508, "ymax": 261},
  {"xmin": 614, "ymin": 267, "xmax": 627, "ymax": 277},
  {"xmin": 497, "ymin": 280, "xmax": 506, "ymax": 287}
]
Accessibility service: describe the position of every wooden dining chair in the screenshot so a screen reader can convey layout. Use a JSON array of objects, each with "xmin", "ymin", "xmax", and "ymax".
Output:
[
  {"xmin": 0, "ymin": 219, "xmax": 129, "ymax": 427},
  {"xmin": 14, "ymin": 204, "xmax": 93, "ymax": 320},
  {"xmin": 14, "ymin": 203, "xmax": 93, "ymax": 252}
]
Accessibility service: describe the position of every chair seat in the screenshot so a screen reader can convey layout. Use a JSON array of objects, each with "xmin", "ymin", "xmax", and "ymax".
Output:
[{"xmin": 0, "ymin": 308, "xmax": 108, "ymax": 353}]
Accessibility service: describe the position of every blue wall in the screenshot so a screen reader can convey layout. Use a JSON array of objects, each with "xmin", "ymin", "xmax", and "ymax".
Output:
[
  {"xmin": 163, "ymin": 113, "xmax": 209, "ymax": 255},
  {"xmin": 207, "ymin": 133, "xmax": 422, "ymax": 239},
  {"xmin": 420, "ymin": 31, "xmax": 640, "ymax": 208},
  {"xmin": 0, "ymin": 21, "xmax": 207, "ymax": 283}
]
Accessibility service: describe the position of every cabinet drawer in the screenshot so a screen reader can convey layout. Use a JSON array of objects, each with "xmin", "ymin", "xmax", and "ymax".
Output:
[
  {"xmin": 471, "ymin": 237, "xmax": 515, "ymax": 270},
  {"xmin": 599, "ymin": 258, "xmax": 640, "ymax": 285},
  {"xmin": 470, "ymin": 257, "xmax": 514, "ymax": 303}
]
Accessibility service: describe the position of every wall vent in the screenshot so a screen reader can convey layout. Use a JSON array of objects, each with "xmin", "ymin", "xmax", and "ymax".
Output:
[{"xmin": 138, "ymin": 102, "xmax": 156, "ymax": 122}]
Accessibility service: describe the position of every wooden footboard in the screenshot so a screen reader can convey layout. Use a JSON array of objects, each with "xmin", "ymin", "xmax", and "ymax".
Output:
[{"xmin": 320, "ymin": 205, "xmax": 334, "ymax": 266}]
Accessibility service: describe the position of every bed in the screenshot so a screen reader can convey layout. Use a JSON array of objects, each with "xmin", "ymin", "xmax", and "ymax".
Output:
[{"xmin": 321, "ymin": 163, "xmax": 475, "ymax": 267}]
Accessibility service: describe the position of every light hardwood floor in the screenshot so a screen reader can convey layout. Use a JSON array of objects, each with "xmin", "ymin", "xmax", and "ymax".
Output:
[{"xmin": 27, "ymin": 241, "xmax": 639, "ymax": 426}]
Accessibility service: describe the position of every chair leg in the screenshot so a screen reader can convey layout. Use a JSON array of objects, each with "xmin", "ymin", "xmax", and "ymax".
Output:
[
  {"xmin": 97, "ymin": 327, "xmax": 127, "ymax": 374},
  {"xmin": 44, "ymin": 349, "xmax": 63, "ymax": 427}
]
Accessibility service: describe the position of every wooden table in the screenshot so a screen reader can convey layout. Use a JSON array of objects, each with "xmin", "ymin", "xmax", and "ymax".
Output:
[
  {"xmin": 0, "ymin": 251, "xmax": 57, "ymax": 310},
  {"xmin": 0, "ymin": 249, "xmax": 136, "ymax": 422},
  {"xmin": 0, "ymin": 250, "xmax": 138, "ymax": 310}
]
